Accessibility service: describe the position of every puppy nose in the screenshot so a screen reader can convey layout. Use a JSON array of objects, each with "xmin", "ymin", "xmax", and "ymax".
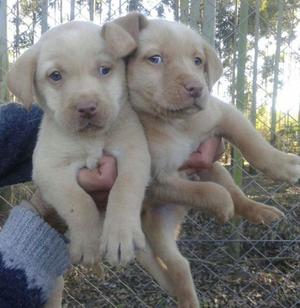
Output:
[
  {"xmin": 183, "ymin": 82, "xmax": 203, "ymax": 98},
  {"xmin": 77, "ymin": 102, "xmax": 97, "ymax": 118}
]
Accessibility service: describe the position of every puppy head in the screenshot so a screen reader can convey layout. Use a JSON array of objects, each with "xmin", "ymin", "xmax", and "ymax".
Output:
[
  {"xmin": 126, "ymin": 19, "xmax": 223, "ymax": 119},
  {"xmin": 7, "ymin": 21, "xmax": 136, "ymax": 134}
]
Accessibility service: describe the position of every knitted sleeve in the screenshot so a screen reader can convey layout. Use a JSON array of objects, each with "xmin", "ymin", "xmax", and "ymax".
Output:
[
  {"xmin": 0, "ymin": 202, "xmax": 70, "ymax": 307},
  {"xmin": 0, "ymin": 103, "xmax": 43, "ymax": 187}
]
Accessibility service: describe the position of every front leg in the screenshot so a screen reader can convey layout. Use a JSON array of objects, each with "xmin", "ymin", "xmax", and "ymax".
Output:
[
  {"xmin": 100, "ymin": 148, "xmax": 151, "ymax": 266},
  {"xmin": 199, "ymin": 162, "xmax": 285, "ymax": 224},
  {"xmin": 150, "ymin": 173, "xmax": 234, "ymax": 224},
  {"xmin": 140, "ymin": 201, "xmax": 199, "ymax": 308},
  {"xmin": 217, "ymin": 101, "xmax": 300, "ymax": 183},
  {"xmin": 34, "ymin": 165, "xmax": 102, "ymax": 265}
]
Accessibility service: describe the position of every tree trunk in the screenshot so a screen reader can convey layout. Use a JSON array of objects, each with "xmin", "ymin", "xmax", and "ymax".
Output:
[
  {"xmin": 190, "ymin": 0, "xmax": 200, "ymax": 31},
  {"xmin": 32, "ymin": 10, "xmax": 37, "ymax": 44},
  {"xmin": 70, "ymin": 0, "xmax": 75, "ymax": 21},
  {"xmin": 233, "ymin": 0, "xmax": 248, "ymax": 187},
  {"xmin": 60, "ymin": 0, "xmax": 63, "ymax": 23},
  {"xmin": 99, "ymin": 0, "xmax": 103, "ymax": 24},
  {"xmin": 202, "ymin": 0, "xmax": 216, "ymax": 47},
  {"xmin": 270, "ymin": 0, "xmax": 283, "ymax": 146},
  {"xmin": 251, "ymin": 0, "xmax": 259, "ymax": 128},
  {"xmin": 174, "ymin": 0, "xmax": 179, "ymax": 21},
  {"xmin": 0, "ymin": 0, "xmax": 9, "ymax": 103},
  {"xmin": 89, "ymin": 0, "xmax": 95, "ymax": 21},
  {"xmin": 249, "ymin": 0, "xmax": 260, "ymax": 175},
  {"xmin": 229, "ymin": 0, "xmax": 245, "ymax": 260},
  {"xmin": 180, "ymin": 0, "xmax": 189, "ymax": 24},
  {"xmin": 230, "ymin": 0, "xmax": 238, "ymax": 107},
  {"xmin": 15, "ymin": 0, "xmax": 20, "ymax": 57},
  {"xmin": 298, "ymin": 102, "xmax": 300, "ymax": 151},
  {"xmin": 41, "ymin": 0, "xmax": 48, "ymax": 34},
  {"xmin": 108, "ymin": 0, "xmax": 112, "ymax": 20}
]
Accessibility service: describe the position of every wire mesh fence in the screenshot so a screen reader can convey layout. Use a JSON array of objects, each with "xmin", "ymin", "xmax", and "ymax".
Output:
[{"xmin": 0, "ymin": 0, "xmax": 299, "ymax": 307}]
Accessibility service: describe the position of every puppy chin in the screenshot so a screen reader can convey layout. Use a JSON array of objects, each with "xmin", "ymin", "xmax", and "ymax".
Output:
[
  {"xmin": 194, "ymin": 93, "xmax": 209, "ymax": 111},
  {"xmin": 77, "ymin": 122, "xmax": 105, "ymax": 133},
  {"xmin": 60, "ymin": 117, "xmax": 106, "ymax": 134},
  {"xmin": 152, "ymin": 102, "xmax": 197, "ymax": 119}
]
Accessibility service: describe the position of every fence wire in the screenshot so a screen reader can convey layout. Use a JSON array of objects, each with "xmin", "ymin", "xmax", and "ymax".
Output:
[{"xmin": 0, "ymin": 0, "xmax": 299, "ymax": 307}]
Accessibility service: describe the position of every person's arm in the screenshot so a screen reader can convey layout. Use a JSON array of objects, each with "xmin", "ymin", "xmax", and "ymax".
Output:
[
  {"xmin": 0, "ymin": 156, "xmax": 117, "ymax": 307},
  {"xmin": 0, "ymin": 103, "xmax": 43, "ymax": 187},
  {"xmin": 0, "ymin": 203, "xmax": 70, "ymax": 308}
]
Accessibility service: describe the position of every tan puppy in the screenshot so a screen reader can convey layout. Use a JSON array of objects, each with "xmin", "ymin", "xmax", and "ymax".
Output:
[
  {"xmin": 114, "ymin": 13, "xmax": 300, "ymax": 307},
  {"xmin": 7, "ymin": 21, "xmax": 151, "ymax": 268}
]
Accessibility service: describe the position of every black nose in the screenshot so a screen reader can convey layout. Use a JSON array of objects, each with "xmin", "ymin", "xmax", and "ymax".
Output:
[
  {"xmin": 77, "ymin": 102, "xmax": 97, "ymax": 118},
  {"xmin": 184, "ymin": 82, "xmax": 203, "ymax": 98}
]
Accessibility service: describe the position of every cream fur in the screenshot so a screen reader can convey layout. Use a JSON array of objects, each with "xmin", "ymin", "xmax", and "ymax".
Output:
[
  {"xmin": 8, "ymin": 20, "xmax": 151, "ymax": 308},
  {"xmin": 117, "ymin": 14, "xmax": 300, "ymax": 307}
]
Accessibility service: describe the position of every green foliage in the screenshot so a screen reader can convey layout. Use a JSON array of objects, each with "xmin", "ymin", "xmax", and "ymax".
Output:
[
  {"xmin": 19, "ymin": 0, "xmax": 41, "ymax": 16},
  {"xmin": 261, "ymin": 55, "xmax": 274, "ymax": 81},
  {"xmin": 259, "ymin": 0, "xmax": 300, "ymax": 39},
  {"xmin": 255, "ymin": 105, "xmax": 300, "ymax": 153},
  {"xmin": 215, "ymin": 2, "xmax": 236, "ymax": 62}
]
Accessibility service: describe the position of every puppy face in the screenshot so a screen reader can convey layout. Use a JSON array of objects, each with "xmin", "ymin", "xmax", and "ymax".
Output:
[
  {"xmin": 8, "ymin": 21, "xmax": 136, "ymax": 134},
  {"xmin": 127, "ymin": 19, "xmax": 223, "ymax": 119}
]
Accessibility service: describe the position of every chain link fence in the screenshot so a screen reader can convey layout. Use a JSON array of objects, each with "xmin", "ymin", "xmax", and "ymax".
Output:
[{"xmin": 0, "ymin": 0, "xmax": 299, "ymax": 307}]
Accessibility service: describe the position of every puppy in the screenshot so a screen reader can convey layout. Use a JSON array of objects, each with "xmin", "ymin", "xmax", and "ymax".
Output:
[
  {"xmin": 7, "ymin": 20, "xmax": 151, "ymax": 306},
  {"xmin": 114, "ymin": 13, "xmax": 300, "ymax": 307}
]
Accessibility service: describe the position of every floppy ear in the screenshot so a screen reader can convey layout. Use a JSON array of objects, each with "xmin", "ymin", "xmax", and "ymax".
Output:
[
  {"xmin": 113, "ymin": 12, "xmax": 148, "ymax": 43},
  {"xmin": 101, "ymin": 22, "xmax": 137, "ymax": 58},
  {"xmin": 101, "ymin": 12, "xmax": 148, "ymax": 58},
  {"xmin": 203, "ymin": 40, "xmax": 223, "ymax": 91},
  {"xmin": 7, "ymin": 46, "xmax": 38, "ymax": 108}
]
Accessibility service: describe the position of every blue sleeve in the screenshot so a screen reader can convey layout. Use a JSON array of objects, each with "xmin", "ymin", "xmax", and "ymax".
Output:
[
  {"xmin": 0, "ymin": 103, "xmax": 43, "ymax": 187},
  {"xmin": 0, "ymin": 203, "xmax": 70, "ymax": 307}
]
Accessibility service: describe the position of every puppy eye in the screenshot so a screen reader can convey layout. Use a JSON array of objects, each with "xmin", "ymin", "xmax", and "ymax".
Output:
[
  {"xmin": 148, "ymin": 55, "xmax": 163, "ymax": 64},
  {"xmin": 99, "ymin": 66, "xmax": 111, "ymax": 76},
  {"xmin": 194, "ymin": 57, "xmax": 202, "ymax": 65},
  {"xmin": 49, "ymin": 71, "xmax": 62, "ymax": 81}
]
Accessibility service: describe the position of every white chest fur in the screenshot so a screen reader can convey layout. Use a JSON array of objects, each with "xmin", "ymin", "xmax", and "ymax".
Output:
[
  {"xmin": 80, "ymin": 139, "xmax": 104, "ymax": 169},
  {"xmin": 147, "ymin": 122, "xmax": 197, "ymax": 179},
  {"xmin": 143, "ymin": 110, "xmax": 218, "ymax": 181},
  {"xmin": 33, "ymin": 118, "xmax": 105, "ymax": 172}
]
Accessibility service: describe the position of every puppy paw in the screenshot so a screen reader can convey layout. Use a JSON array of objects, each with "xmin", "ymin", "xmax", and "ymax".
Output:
[
  {"xmin": 86, "ymin": 149, "xmax": 103, "ymax": 170},
  {"xmin": 69, "ymin": 224, "xmax": 101, "ymax": 265},
  {"xmin": 210, "ymin": 189, "xmax": 235, "ymax": 224},
  {"xmin": 243, "ymin": 203, "xmax": 285, "ymax": 225},
  {"xmin": 266, "ymin": 151, "xmax": 300, "ymax": 183},
  {"xmin": 86, "ymin": 156, "xmax": 99, "ymax": 170},
  {"xmin": 100, "ymin": 217, "xmax": 145, "ymax": 266}
]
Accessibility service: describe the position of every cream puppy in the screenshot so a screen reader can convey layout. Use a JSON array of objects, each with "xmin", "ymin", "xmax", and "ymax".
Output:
[
  {"xmin": 113, "ymin": 13, "xmax": 300, "ymax": 307},
  {"xmin": 7, "ymin": 21, "xmax": 150, "ymax": 268}
]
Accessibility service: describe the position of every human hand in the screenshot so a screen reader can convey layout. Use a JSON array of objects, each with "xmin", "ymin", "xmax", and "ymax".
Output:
[
  {"xmin": 77, "ymin": 155, "xmax": 117, "ymax": 210},
  {"xmin": 180, "ymin": 137, "xmax": 224, "ymax": 172},
  {"xmin": 28, "ymin": 155, "xmax": 117, "ymax": 233}
]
